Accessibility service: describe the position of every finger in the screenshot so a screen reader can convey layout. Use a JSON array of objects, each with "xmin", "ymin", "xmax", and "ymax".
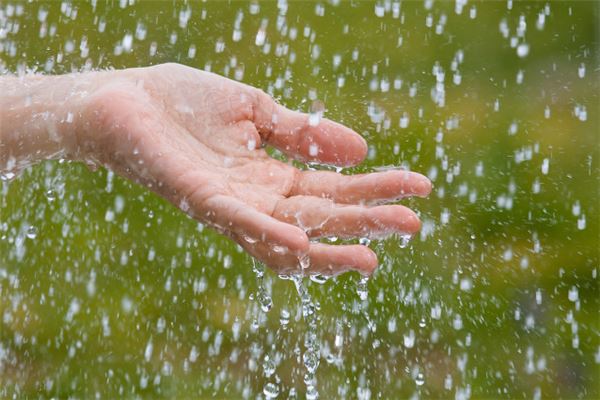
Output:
[
  {"xmin": 252, "ymin": 90, "xmax": 367, "ymax": 167},
  {"xmin": 291, "ymin": 169, "xmax": 432, "ymax": 205},
  {"xmin": 273, "ymin": 196, "xmax": 421, "ymax": 239},
  {"xmin": 202, "ymin": 194, "xmax": 309, "ymax": 256},
  {"xmin": 233, "ymin": 237, "xmax": 377, "ymax": 277},
  {"xmin": 231, "ymin": 232, "xmax": 307, "ymax": 274},
  {"xmin": 308, "ymin": 243, "xmax": 378, "ymax": 276}
]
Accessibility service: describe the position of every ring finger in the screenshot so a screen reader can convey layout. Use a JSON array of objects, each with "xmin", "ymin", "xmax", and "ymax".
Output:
[{"xmin": 272, "ymin": 195, "xmax": 421, "ymax": 239}]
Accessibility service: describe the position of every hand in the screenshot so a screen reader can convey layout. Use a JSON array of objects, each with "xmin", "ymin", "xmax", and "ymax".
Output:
[{"xmin": 3, "ymin": 63, "xmax": 432, "ymax": 276}]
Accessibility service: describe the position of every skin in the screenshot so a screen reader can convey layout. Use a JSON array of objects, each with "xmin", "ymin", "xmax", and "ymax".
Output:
[{"xmin": 0, "ymin": 63, "xmax": 431, "ymax": 276}]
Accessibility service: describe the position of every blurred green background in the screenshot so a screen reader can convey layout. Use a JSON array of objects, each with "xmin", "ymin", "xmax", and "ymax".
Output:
[{"xmin": 1, "ymin": 1, "xmax": 598, "ymax": 398}]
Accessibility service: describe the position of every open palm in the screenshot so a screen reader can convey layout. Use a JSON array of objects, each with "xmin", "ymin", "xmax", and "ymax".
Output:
[{"xmin": 78, "ymin": 63, "xmax": 431, "ymax": 276}]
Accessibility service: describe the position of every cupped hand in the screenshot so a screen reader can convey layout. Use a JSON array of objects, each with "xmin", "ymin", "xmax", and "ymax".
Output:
[{"xmin": 77, "ymin": 63, "xmax": 431, "ymax": 276}]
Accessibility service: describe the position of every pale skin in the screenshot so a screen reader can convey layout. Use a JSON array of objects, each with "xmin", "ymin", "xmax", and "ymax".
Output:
[{"xmin": 0, "ymin": 63, "xmax": 431, "ymax": 276}]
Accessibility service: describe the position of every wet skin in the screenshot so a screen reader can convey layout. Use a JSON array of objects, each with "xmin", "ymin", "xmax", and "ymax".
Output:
[{"xmin": 0, "ymin": 63, "xmax": 432, "ymax": 276}]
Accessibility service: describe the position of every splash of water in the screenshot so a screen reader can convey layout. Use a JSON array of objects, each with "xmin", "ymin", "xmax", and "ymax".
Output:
[
  {"xmin": 252, "ymin": 258, "xmax": 273, "ymax": 313},
  {"xmin": 291, "ymin": 274, "xmax": 320, "ymax": 399}
]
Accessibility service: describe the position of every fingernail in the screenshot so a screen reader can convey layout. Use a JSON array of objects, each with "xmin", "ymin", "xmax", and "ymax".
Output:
[
  {"xmin": 416, "ymin": 178, "xmax": 432, "ymax": 196},
  {"xmin": 403, "ymin": 212, "xmax": 421, "ymax": 233}
]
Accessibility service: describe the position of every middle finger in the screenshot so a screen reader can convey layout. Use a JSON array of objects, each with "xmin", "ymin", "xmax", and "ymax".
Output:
[{"xmin": 289, "ymin": 169, "xmax": 432, "ymax": 205}]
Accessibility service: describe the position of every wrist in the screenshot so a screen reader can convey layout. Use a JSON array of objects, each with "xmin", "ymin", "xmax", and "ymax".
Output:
[{"xmin": 0, "ymin": 72, "xmax": 102, "ymax": 175}]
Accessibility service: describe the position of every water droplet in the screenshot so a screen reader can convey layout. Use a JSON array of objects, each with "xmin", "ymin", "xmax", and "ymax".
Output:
[
  {"xmin": 251, "ymin": 259, "xmax": 272, "ymax": 312},
  {"xmin": 516, "ymin": 69, "xmax": 524, "ymax": 84},
  {"xmin": 122, "ymin": 33, "xmax": 133, "ymax": 52},
  {"xmin": 536, "ymin": 289, "xmax": 543, "ymax": 305},
  {"xmin": 309, "ymin": 100, "xmax": 324, "ymax": 126},
  {"xmin": 453, "ymin": 314, "xmax": 463, "ymax": 330},
  {"xmin": 263, "ymin": 355, "xmax": 276, "ymax": 377},
  {"xmin": 444, "ymin": 374, "xmax": 453, "ymax": 390},
  {"xmin": 516, "ymin": 43, "xmax": 529, "ymax": 58},
  {"xmin": 415, "ymin": 372, "xmax": 425, "ymax": 386},
  {"xmin": 188, "ymin": 346, "xmax": 200, "ymax": 363},
  {"xmin": 440, "ymin": 209, "xmax": 451, "ymax": 224},
  {"xmin": 187, "ymin": 45, "xmax": 196, "ymax": 59},
  {"xmin": 25, "ymin": 225, "xmax": 38, "ymax": 239},
  {"xmin": 306, "ymin": 385, "xmax": 319, "ymax": 400},
  {"xmin": 149, "ymin": 42, "xmax": 157, "ymax": 57},
  {"xmin": 263, "ymin": 382, "xmax": 280, "ymax": 399},
  {"xmin": 532, "ymin": 178, "xmax": 541, "ymax": 193},
  {"xmin": 303, "ymin": 371, "xmax": 315, "ymax": 386},
  {"xmin": 536, "ymin": 12, "xmax": 546, "ymax": 30},
  {"xmin": 299, "ymin": 255, "xmax": 310, "ymax": 270},
  {"xmin": 572, "ymin": 200, "xmax": 581, "ymax": 216},
  {"xmin": 334, "ymin": 332, "xmax": 343, "ymax": 348},
  {"xmin": 214, "ymin": 37, "xmax": 225, "ymax": 53},
  {"xmin": 359, "ymin": 237, "xmax": 371, "ymax": 246},
  {"xmin": 460, "ymin": 277, "xmax": 472, "ymax": 291},
  {"xmin": 279, "ymin": 309, "xmax": 290, "ymax": 325},
  {"xmin": 399, "ymin": 113, "xmax": 410, "ymax": 128},
  {"xmin": 258, "ymin": 290, "xmax": 272, "ymax": 313},
  {"xmin": 144, "ymin": 340, "xmax": 153, "ymax": 362},
  {"xmin": 469, "ymin": 6, "xmax": 477, "ymax": 19},
  {"xmin": 243, "ymin": 234, "xmax": 257, "ymax": 244},
  {"xmin": 42, "ymin": 188, "xmax": 56, "ymax": 202},
  {"xmin": 0, "ymin": 171, "xmax": 16, "ymax": 182},
  {"xmin": 249, "ymin": 2, "xmax": 260, "ymax": 15},
  {"xmin": 574, "ymin": 104, "xmax": 587, "ymax": 121},
  {"xmin": 578, "ymin": 63, "xmax": 586, "ymax": 78},
  {"xmin": 309, "ymin": 274, "xmax": 329, "ymax": 284},
  {"xmin": 541, "ymin": 158, "xmax": 549, "ymax": 175},
  {"xmin": 303, "ymin": 350, "xmax": 319, "ymax": 373},
  {"xmin": 403, "ymin": 329, "xmax": 415, "ymax": 348},
  {"xmin": 577, "ymin": 215, "xmax": 586, "ymax": 230},
  {"xmin": 356, "ymin": 276, "xmax": 369, "ymax": 301},
  {"xmin": 453, "ymin": 72, "xmax": 462, "ymax": 85},
  {"xmin": 398, "ymin": 234, "xmax": 412, "ymax": 248},
  {"xmin": 255, "ymin": 27, "xmax": 267, "ymax": 46},
  {"xmin": 568, "ymin": 286, "xmax": 579, "ymax": 302}
]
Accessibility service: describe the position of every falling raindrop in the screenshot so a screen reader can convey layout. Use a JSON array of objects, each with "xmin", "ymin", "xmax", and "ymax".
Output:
[
  {"xmin": 356, "ymin": 276, "xmax": 369, "ymax": 301},
  {"xmin": 516, "ymin": 43, "xmax": 529, "ymax": 57},
  {"xmin": 280, "ymin": 309, "xmax": 290, "ymax": 326},
  {"xmin": 568, "ymin": 286, "xmax": 579, "ymax": 302},
  {"xmin": 415, "ymin": 372, "xmax": 425, "ymax": 386},
  {"xmin": 309, "ymin": 274, "xmax": 329, "ymax": 284},
  {"xmin": 578, "ymin": 63, "xmax": 586, "ymax": 78},
  {"xmin": 263, "ymin": 354, "xmax": 276, "ymax": 377},
  {"xmin": 309, "ymin": 100, "xmax": 325, "ymax": 126},
  {"xmin": 26, "ymin": 225, "xmax": 38, "ymax": 239},
  {"xmin": 263, "ymin": 382, "xmax": 280, "ymax": 399},
  {"xmin": 398, "ymin": 234, "xmax": 412, "ymax": 248},
  {"xmin": 1, "ymin": 3, "xmax": 596, "ymax": 399}
]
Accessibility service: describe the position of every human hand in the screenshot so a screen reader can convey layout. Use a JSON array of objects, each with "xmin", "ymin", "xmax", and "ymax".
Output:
[{"xmin": 2, "ymin": 63, "xmax": 431, "ymax": 276}]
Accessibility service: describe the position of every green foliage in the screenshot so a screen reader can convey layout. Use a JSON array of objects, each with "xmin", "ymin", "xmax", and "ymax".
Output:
[{"xmin": 1, "ymin": 1, "xmax": 598, "ymax": 398}]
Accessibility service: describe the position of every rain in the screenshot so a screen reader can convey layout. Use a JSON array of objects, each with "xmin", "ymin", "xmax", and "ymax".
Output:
[{"xmin": 0, "ymin": 1, "xmax": 598, "ymax": 399}]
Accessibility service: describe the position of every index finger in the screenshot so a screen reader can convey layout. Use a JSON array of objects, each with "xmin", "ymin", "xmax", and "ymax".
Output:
[{"xmin": 252, "ymin": 90, "xmax": 368, "ymax": 167}]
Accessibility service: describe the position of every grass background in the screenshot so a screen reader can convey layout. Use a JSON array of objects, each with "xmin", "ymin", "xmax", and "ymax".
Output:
[{"xmin": 1, "ymin": 1, "xmax": 598, "ymax": 398}]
